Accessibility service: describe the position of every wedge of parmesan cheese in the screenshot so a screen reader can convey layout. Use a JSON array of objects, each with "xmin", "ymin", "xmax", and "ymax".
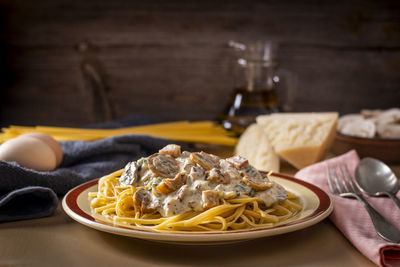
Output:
[
  {"xmin": 256, "ymin": 112, "xmax": 338, "ymax": 169},
  {"xmin": 235, "ymin": 123, "xmax": 280, "ymax": 172}
]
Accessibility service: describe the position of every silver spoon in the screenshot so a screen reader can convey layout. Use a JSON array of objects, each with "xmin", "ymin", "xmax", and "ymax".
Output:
[{"xmin": 355, "ymin": 157, "xmax": 400, "ymax": 209}]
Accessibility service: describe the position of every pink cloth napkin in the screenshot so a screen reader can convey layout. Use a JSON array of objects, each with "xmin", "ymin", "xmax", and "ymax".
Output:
[{"xmin": 295, "ymin": 150, "xmax": 400, "ymax": 267}]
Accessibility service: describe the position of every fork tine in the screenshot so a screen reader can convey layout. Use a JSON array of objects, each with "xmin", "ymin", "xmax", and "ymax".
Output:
[
  {"xmin": 338, "ymin": 164, "xmax": 351, "ymax": 192},
  {"xmin": 326, "ymin": 164, "xmax": 337, "ymax": 194},
  {"xmin": 332, "ymin": 164, "xmax": 344, "ymax": 194},
  {"xmin": 343, "ymin": 164, "xmax": 358, "ymax": 192}
]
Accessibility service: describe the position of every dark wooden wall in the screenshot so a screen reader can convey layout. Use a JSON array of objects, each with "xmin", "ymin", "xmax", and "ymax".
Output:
[{"xmin": 0, "ymin": 0, "xmax": 399, "ymax": 127}]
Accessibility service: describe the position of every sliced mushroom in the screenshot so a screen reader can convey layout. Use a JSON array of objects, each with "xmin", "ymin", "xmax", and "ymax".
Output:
[
  {"xmin": 377, "ymin": 123, "xmax": 400, "ymax": 139},
  {"xmin": 226, "ymin": 155, "xmax": 249, "ymax": 169},
  {"xmin": 340, "ymin": 119, "xmax": 375, "ymax": 138},
  {"xmin": 361, "ymin": 109, "xmax": 382, "ymax": 118},
  {"xmin": 148, "ymin": 153, "xmax": 179, "ymax": 178},
  {"xmin": 202, "ymin": 190, "xmax": 221, "ymax": 210},
  {"xmin": 119, "ymin": 161, "xmax": 138, "ymax": 186},
  {"xmin": 156, "ymin": 172, "xmax": 187, "ymax": 194},
  {"xmin": 374, "ymin": 108, "xmax": 400, "ymax": 125},
  {"xmin": 189, "ymin": 152, "xmax": 219, "ymax": 170},
  {"xmin": 337, "ymin": 114, "xmax": 364, "ymax": 132},
  {"xmin": 241, "ymin": 166, "xmax": 273, "ymax": 191},
  {"xmin": 206, "ymin": 168, "xmax": 230, "ymax": 184},
  {"xmin": 159, "ymin": 144, "xmax": 182, "ymax": 158},
  {"xmin": 133, "ymin": 188, "xmax": 157, "ymax": 214}
]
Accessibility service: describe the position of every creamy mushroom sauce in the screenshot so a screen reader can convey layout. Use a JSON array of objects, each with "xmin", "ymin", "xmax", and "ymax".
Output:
[{"xmin": 119, "ymin": 145, "xmax": 287, "ymax": 217}]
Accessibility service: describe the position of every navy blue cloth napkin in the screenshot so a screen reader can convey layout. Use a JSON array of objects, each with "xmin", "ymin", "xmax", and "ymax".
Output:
[{"xmin": 0, "ymin": 134, "xmax": 173, "ymax": 222}]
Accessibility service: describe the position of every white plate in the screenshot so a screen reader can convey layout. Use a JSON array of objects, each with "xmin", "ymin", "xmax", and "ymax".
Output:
[{"xmin": 62, "ymin": 173, "xmax": 333, "ymax": 244}]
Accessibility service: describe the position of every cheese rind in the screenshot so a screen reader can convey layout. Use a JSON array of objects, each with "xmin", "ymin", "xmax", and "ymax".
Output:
[
  {"xmin": 235, "ymin": 123, "xmax": 280, "ymax": 172},
  {"xmin": 256, "ymin": 112, "xmax": 338, "ymax": 169}
]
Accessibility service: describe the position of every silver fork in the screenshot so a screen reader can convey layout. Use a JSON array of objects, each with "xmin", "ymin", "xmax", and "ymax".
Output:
[{"xmin": 327, "ymin": 163, "xmax": 400, "ymax": 243}]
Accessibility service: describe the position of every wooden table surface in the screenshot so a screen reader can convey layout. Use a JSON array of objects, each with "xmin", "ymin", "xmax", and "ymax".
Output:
[{"xmin": 1, "ymin": 145, "xmax": 395, "ymax": 267}]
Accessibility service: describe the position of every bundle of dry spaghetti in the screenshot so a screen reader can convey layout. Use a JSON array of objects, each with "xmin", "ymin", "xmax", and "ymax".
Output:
[{"xmin": 0, "ymin": 121, "xmax": 237, "ymax": 146}]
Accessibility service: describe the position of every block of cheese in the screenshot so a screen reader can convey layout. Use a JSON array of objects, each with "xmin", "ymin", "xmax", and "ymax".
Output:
[
  {"xmin": 235, "ymin": 123, "xmax": 280, "ymax": 172},
  {"xmin": 256, "ymin": 112, "xmax": 338, "ymax": 169}
]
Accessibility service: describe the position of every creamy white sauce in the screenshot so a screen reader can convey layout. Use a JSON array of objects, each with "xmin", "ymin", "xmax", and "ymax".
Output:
[
  {"xmin": 120, "ymin": 152, "xmax": 288, "ymax": 217},
  {"xmin": 254, "ymin": 183, "xmax": 288, "ymax": 207}
]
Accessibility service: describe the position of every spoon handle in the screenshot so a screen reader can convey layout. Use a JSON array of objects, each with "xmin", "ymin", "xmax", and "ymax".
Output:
[
  {"xmin": 354, "ymin": 194, "xmax": 400, "ymax": 243},
  {"xmin": 387, "ymin": 192, "xmax": 400, "ymax": 209}
]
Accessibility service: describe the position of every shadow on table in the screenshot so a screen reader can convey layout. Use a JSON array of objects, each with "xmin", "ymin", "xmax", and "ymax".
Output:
[{"xmin": 95, "ymin": 220, "xmax": 370, "ymax": 267}]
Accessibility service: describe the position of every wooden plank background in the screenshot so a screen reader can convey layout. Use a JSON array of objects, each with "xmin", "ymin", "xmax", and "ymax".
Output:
[{"xmin": 0, "ymin": 0, "xmax": 399, "ymax": 127}]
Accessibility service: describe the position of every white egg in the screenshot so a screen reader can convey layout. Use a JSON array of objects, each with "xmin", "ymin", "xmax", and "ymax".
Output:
[{"xmin": 0, "ymin": 136, "xmax": 57, "ymax": 171}]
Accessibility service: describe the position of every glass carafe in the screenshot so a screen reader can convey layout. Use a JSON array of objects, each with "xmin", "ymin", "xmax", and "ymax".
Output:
[{"xmin": 220, "ymin": 40, "xmax": 295, "ymax": 135}]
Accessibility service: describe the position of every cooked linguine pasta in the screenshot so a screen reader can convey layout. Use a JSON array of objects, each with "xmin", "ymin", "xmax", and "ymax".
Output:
[{"xmin": 89, "ymin": 144, "xmax": 302, "ymax": 232}]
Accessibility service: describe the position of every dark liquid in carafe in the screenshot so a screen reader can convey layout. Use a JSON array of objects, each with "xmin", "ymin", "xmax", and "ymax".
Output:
[{"xmin": 221, "ymin": 87, "xmax": 279, "ymax": 135}]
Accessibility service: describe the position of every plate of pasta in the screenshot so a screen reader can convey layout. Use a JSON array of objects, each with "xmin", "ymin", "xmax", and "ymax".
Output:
[{"xmin": 62, "ymin": 144, "xmax": 333, "ymax": 244}]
